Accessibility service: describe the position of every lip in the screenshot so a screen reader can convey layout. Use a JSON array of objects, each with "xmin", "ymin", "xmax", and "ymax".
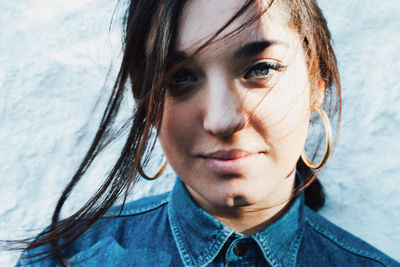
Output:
[{"xmin": 201, "ymin": 149, "xmax": 264, "ymax": 175}]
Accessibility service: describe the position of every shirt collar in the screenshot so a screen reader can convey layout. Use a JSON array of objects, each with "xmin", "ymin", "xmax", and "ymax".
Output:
[
  {"xmin": 168, "ymin": 177, "xmax": 305, "ymax": 267},
  {"xmin": 252, "ymin": 186, "xmax": 305, "ymax": 266}
]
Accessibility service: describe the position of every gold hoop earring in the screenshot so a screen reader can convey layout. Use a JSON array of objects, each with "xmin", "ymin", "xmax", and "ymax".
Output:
[
  {"xmin": 139, "ymin": 156, "xmax": 168, "ymax": 180},
  {"xmin": 301, "ymin": 106, "xmax": 332, "ymax": 169}
]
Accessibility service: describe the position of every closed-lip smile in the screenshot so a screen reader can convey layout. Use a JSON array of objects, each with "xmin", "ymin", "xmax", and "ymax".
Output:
[
  {"xmin": 200, "ymin": 149, "xmax": 265, "ymax": 175},
  {"xmin": 203, "ymin": 149, "xmax": 258, "ymax": 160}
]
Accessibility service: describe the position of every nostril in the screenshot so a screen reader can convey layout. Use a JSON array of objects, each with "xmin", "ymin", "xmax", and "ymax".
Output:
[{"xmin": 203, "ymin": 112, "xmax": 246, "ymax": 137}]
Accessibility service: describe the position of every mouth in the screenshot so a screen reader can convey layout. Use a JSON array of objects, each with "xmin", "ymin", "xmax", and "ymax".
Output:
[{"xmin": 200, "ymin": 149, "xmax": 265, "ymax": 175}]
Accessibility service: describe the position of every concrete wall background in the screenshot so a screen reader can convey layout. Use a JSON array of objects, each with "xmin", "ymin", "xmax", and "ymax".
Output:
[{"xmin": 1, "ymin": 0, "xmax": 399, "ymax": 265}]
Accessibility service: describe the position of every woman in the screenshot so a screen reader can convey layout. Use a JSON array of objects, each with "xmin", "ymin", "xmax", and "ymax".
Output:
[{"xmin": 15, "ymin": 0, "xmax": 399, "ymax": 266}]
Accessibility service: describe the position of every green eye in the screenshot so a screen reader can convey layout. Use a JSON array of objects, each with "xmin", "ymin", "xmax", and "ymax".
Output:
[
  {"xmin": 166, "ymin": 69, "xmax": 198, "ymax": 98},
  {"xmin": 248, "ymin": 64, "xmax": 270, "ymax": 77},
  {"xmin": 171, "ymin": 70, "xmax": 196, "ymax": 85},
  {"xmin": 244, "ymin": 61, "xmax": 282, "ymax": 79}
]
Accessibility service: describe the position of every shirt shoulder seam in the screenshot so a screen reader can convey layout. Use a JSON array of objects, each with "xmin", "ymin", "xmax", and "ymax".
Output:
[
  {"xmin": 304, "ymin": 212, "xmax": 389, "ymax": 266},
  {"xmin": 103, "ymin": 192, "xmax": 170, "ymax": 218}
]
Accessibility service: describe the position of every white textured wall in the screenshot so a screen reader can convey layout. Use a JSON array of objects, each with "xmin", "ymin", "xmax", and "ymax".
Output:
[{"xmin": 1, "ymin": 0, "xmax": 399, "ymax": 265}]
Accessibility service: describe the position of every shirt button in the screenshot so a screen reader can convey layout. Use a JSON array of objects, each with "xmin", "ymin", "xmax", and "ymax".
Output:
[{"xmin": 233, "ymin": 241, "xmax": 246, "ymax": 256}]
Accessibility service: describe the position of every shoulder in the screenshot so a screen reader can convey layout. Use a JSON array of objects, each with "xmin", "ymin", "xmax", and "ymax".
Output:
[
  {"xmin": 75, "ymin": 191, "xmax": 172, "ymax": 246},
  {"xmin": 105, "ymin": 191, "xmax": 170, "ymax": 217},
  {"xmin": 64, "ymin": 192, "xmax": 176, "ymax": 265},
  {"xmin": 69, "ymin": 192, "xmax": 172, "ymax": 244},
  {"xmin": 299, "ymin": 206, "xmax": 399, "ymax": 267},
  {"xmin": 16, "ymin": 192, "xmax": 174, "ymax": 266}
]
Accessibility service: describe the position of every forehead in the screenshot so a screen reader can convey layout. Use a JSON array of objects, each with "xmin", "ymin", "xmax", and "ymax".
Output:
[{"xmin": 176, "ymin": 0, "xmax": 295, "ymax": 53}]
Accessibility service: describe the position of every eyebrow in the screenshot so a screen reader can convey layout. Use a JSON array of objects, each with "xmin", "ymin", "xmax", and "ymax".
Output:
[
  {"xmin": 168, "ymin": 51, "xmax": 188, "ymax": 67},
  {"xmin": 169, "ymin": 39, "xmax": 286, "ymax": 65},
  {"xmin": 233, "ymin": 40, "xmax": 284, "ymax": 59}
]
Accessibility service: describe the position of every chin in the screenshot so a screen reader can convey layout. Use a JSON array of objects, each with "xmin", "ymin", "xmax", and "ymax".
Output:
[
  {"xmin": 231, "ymin": 195, "xmax": 254, "ymax": 207},
  {"xmin": 214, "ymin": 188, "xmax": 261, "ymax": 208}
]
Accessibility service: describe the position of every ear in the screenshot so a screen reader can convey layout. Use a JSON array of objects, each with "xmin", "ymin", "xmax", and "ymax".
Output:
[{"xmin": 312, "ymin": 80, "xmax": 326, "ymax": 107}]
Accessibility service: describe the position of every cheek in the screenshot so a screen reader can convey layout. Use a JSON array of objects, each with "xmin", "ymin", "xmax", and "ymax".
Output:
[
  {"xmin": 251, "ymin": 70, "xmax": 311, "ymax": 162},
  {"xmin": 158, "ymin": 98, "xmax": 199, "ymax": 159},
  {"xmin": 277, "ymin": 95, "xmax": 310, "ymax": 164}
]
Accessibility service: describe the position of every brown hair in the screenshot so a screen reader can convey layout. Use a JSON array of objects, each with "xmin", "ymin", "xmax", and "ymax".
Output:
[
  {"xmin": 10, "ymin": 0, "xmax": 340, "ymax": 265},
  {"xmin": 285, "ymin": 0, "xmax": 341, "ymax": 208}
]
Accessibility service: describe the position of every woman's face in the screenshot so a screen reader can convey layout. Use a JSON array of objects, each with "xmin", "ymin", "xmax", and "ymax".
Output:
[{"xmin": 159, "ymin": 0, "xmax": 318, "ymax": 210}]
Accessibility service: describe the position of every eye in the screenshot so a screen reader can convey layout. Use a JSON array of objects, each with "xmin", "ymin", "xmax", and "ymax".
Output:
[
  {"xmin": 165, "ymin": 69, "xmax": 199, "ymax": 98},
  {"xmin": 244, "ymin": 61, "xmax": 283, "ymax": 79},
  {"xmin": 169, "ymin": 69, "xmax": 197, "ymax": 85}
]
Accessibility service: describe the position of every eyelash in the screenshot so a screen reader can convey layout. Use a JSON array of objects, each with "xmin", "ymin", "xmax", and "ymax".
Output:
[
  {"xmin": 167, "ymin": 60, "xmax": 285, "ymax": 89},
  {"xmin": 243, "ymin": 61, "xmax": 284, "ymax": 79},
  {"xmin": 168, "ymin": 69, "xmax": 197, "ymax": 86}
]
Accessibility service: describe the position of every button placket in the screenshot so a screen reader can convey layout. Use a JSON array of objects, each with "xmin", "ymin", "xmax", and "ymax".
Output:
[{"xmin": 224, "ymin": 237, "xmax": 267, "ymax": 266}]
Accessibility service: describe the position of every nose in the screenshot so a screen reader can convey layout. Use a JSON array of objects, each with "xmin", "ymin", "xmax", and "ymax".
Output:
[{"xmin": 203, "ymin": 76, "xmax": 246, "ymax": 137}]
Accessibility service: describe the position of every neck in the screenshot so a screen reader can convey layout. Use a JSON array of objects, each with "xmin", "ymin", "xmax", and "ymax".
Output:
[
  {"xmin": 209, "ymin": 193, "xmax": 294, "ymax": 236},
  {"xmin": 187, "ymin": 173, "xmax": 296, "ymax": 236}
]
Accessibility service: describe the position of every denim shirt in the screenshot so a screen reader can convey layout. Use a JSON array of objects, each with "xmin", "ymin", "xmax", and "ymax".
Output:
[{"xmin": 18, "ymin": 177, "xmax": 399, "ymax": 267}]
